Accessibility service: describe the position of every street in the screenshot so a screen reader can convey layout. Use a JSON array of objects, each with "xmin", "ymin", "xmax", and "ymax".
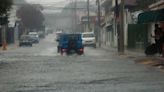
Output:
[{"xmin": 0, "ymin": 33, "xmax": 164, "ymax": 92}]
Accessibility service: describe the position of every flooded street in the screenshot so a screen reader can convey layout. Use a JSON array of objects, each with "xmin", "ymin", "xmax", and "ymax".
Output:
[
  {"xmin": 0, "ymin": 33, "xmax": 164, "ymax": 92},
  {"xmin": 1, "ymin": 0, "xmax": 164, "ymax": 91}
]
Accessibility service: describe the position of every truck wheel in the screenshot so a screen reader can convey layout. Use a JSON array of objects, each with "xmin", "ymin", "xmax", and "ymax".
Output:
[
  {"xmin": 60, "ymin": 48, "xmax": 63, "ymax": 55},
  {"xmin": 78, "ymin": 51, "xmax": 83, "ymax": 55},
  {"xmin": 60, "ymin": 51, "xmax": 62, "ymax": 54}
]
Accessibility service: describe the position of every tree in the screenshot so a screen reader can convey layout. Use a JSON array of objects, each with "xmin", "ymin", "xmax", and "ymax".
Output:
[
  {"xmin": 135, "ymin": 0, "xmax": 157, "ymax": 11},
  {"xmin": 0, "ymin": 0, "xmax": 13, "ymax": 16},
  {"xmin": 16, "ymin": 4, "xmax": 45, "ymax": 30}
]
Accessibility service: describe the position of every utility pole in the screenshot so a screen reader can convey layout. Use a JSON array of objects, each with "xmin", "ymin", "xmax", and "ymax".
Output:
[
  {"xmin": 119, "ymin": 0, "xmax": 125, "ymax": 54},
  {"xmin": 97, "ymin": 0, "xmax": 101, "ymax": 47},
  {"xmin": 87, "ymin": 0, "xmax": 90, "ymax": 31},
  {"xmin": 14, "ymin": 21, "xmax": 19, "ymax": 48},
  {"xmin": 74, "ymin": 0, "xmax": 77, "ymax": 32},
  {"xmin": 71, "ymin": 0, "xmax": 74, "ymax": 32},
  {"xmin": 0, "ymin": 16, "xmax": 8, "ymax": 50},
  {"xmin": 2, "ymin": 24, "xmax": 7, "ymax": 50}
]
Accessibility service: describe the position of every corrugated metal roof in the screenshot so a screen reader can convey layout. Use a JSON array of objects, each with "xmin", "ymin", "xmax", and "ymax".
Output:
[{"xmin": 125, "ymin": 0, "xmax": 137, "ymax": 6}]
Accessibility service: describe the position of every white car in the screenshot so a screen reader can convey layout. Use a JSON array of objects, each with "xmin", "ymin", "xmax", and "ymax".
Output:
[
  {"xmin": 29, "ymin": 32, "xmax": 39, "ymax": 37},
  {"xmin": 28, "ymin": 32, "xmax": 39, "ymax": 43},
  {"xmin": 82, "ymin": 32, "xmax": 96, "ymax": 48}
]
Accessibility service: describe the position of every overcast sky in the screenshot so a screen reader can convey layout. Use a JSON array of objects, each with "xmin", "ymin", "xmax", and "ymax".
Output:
[
  {"xmin": 25, "ymin": 0, "xmax": 70, "ymax": 13},
  {"xmin": 25, "ymin": 0, "xmax": 89, "ymax": 6},
  {"xmin": 26, "ymin": 0, "xmax": 67, "ymax": 4},
  {"xmin": 25, "ymin": 0, "xmax": 92, "ymax": 14},
  {"xmin": 26, "ymin": 0, "xmax": 70, "ymax": 6}
]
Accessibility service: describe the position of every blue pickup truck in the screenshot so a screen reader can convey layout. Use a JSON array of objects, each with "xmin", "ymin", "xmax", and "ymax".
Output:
[{"xmin": 57, "ymin": 33, "xmax": 84, "ymax": 55}]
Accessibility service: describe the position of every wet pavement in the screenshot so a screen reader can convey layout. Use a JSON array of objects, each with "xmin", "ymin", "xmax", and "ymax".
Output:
[{"xmin": 0, "ymin": 33, "xmax": 164, "ymax": 92}]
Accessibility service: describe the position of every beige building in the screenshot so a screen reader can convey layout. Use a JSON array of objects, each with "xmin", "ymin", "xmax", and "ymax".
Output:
[{"xmin": 99, "ymin": 0, "xmax": 136, "ymax": 47}]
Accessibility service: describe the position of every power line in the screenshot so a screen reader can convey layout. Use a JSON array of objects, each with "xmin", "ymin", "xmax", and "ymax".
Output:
[{"xmin": 45, "ymin": 7, "xmax": 88, "ymax": 10}]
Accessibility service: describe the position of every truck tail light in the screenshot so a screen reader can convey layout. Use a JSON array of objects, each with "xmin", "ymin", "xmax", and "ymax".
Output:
[
  {"xmin": 62, "ymin": 49, "xmax": 67, "ymax": 52},
  {"xmin": 79, "ymin": 48, "xmax": 84, "ymax": 52}
]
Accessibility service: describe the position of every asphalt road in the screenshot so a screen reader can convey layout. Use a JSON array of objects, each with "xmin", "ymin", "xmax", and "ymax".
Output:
[{"xmin": 0, "ymin": 33, "xmax": 164, "ymax": 92}]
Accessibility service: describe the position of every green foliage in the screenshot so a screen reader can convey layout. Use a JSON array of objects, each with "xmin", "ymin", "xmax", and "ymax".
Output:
[
  {"xmin": 0, "ymin": 0, "xmax": 13, "ymax": 16},
  {"xmin": 17, "ymin": 4, "xmax": 45, "ymax": 30},
  {"xmin": 135, "ymin": 0, "xmax": 157, "ymax": 10},
  {"xmin": 0, "ymin": 16, "xmax": 8, "ymax": 25}
]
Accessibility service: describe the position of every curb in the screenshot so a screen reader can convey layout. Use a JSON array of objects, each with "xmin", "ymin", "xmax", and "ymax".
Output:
[
  {"xmin": 101, "ymin": 45, "xmax": 145, "ymax": 57},
  {"xmin": 101, "ymin": 45, "xmax": 164, "ymax": 60},
  {"xmin": 101, "ymin": 45, "xmax": 164, "ymax": 71}
]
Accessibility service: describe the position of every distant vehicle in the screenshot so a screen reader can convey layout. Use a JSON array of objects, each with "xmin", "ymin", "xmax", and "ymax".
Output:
[
  {"xmin": 45, "ymin": 28, "xmax": 54, "ymax": 34},
  {"xmin": 55, "ymin": 33, "xmax": 62, "ymax": 42},
  {"xmin": 28, "ymin": 32, "xmax": 39, "ymax": 43},
  {"xmin": 19, "ymin": 35, "xmax": 33, "ymax": 47},
  {"xmin": 49, "ymin": 29, "xmax": 53, "ymax": 34},
  {"xmin": 55, "ymin": 31, "xmax": 63, "ymax": 41},
  {"xmin": 38, "ymin": 31, "xmax": 45, "ymax": 38},
  {"xmin": 57, "ymin": 33, "xmax": 84, "ymax": 55},
  {"xmin": 82, "ymin": 32, "xmax": 96, "ymax": 48}
]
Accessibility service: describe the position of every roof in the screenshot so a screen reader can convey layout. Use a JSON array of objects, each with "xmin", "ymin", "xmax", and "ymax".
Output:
[
  {"xmin": 149, "ymin": 0, "xmax": 164, "ymax": 10},
  {"xmin": 125, "ymin": 0, "xmax": 137, "ymax": 6},
  {"xmin": 109, "ymin": 0, "xmax": 137, "ymax": 11},
  {"xmin": 138, "ymin": 9, "xmax": 164, "ymax": 24}
]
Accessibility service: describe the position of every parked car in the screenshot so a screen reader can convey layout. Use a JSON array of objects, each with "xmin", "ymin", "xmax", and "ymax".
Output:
[
  {"xmin": 19, "ymin": 35, "xmax": 33, "ymax": 47},
  {"xmin": 28, "ymin": 32, "xmax": 39, "ymax": 43},
  {"xmin": 57, "ymin": 33, "xmax": 84, "ymax": 55},
  {"xmin": 82, "ymin": 32, "xmax": 96, "ymax": 48}
]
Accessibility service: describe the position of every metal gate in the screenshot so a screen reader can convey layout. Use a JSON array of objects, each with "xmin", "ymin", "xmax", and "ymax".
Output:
[{"xmin": 128, "ymin": 24, "xmax": 149, "ymax": 49}]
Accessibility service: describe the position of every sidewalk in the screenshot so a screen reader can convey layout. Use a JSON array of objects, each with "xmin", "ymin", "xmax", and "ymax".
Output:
[
  {"xmin": 101, "ymin": 45, "xmax": 164, "ymax": 70},
  {"xmin": 101, "ymin": 44, "xmax": 145, "ymax": 57},
  {"xmin": 0, "ymin": 43, "xmax": 17, "ymax": 52}
]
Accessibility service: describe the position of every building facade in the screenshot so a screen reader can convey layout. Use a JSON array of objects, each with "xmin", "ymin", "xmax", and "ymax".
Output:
[{"xmin": 99, "ymin": 0, "xmax": 136, "ymax": 48}]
